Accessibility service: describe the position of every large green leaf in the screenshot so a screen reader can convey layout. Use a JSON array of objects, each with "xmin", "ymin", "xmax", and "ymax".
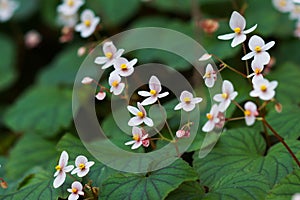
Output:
[
  {"xmin": 37, "ymin": 45, "xmax": 84, "ymax": 86},
  {"xmin": 166, "ymin": 181, "xmax": 205, "ymax": 200},
  {"xmin": 13, "ymin": 0, "xmax": 39, "ymax": 21},
  {"xmin": 100, "ymin": 159, "xmax": 198, "ymax": 200},
  {"xmin": 3, "ymin": 86, "xmax": 73, "ymax": 137},
  {"xmin": 193, "ymin": 128, "xmax": 300, "ymax": 188},
  {"xmin": 5, "ymin": 134, "xmax": 56, "ymax": 180},
  {"xmin": 266, "ymin": 168, "xmax": 300, "ymax": 200},
  {"xmin": 0, "ymin": 34, "xmax": 17, "ymax": 91}
]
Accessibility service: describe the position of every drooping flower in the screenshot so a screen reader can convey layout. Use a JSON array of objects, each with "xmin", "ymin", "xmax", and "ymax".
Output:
[
  {"xmin": 217, "ymin": 11, "xmax": 257, "ymax": 47},
  {"xmin": 95, "ymin": 91, "xmax": 106, "ymax": 100},
  {"xmin": 176, "ymin": 129, "xmax": 190, "ymax": 138},
  {"xmin": 242, "ymin": 35, "xmax": 275, "ymax": 64},
  {"xmin": 203, "ymin": 63, "xmax": 217, "ymax": 88},
  {"xmin": 108, "ymin": 73, "xmax": 125, "ymax": 95},
  {"xmin": 272, "ymin": 0, "xmax": 294, "ymax": 13},
  {"xmin": 53, "ymin": 151, "xmax": 74, "ymax": 188},
  {"xmin": 71, "ymin": 155, "xmax": 94, "ymax": 177},
  {"xmin": 213, "ymin": 80, "xmax": 238, "ymax": 112},
  {"xmin": 174, "ymin": 91, "xmax": 202, "ymax": 112},
  {"xmin": 94, "ymin": 41, "xmax": 124, "ymax": 69},
  {"xmin": 113, "ymin": 57, "xmax": 137, "ymax": 77},
  {"xmin": 244, "ymin": 101, "xmax": 259, "ymax": 126},
  {"xmin": 81, "ymin": 76, "xmax": 93, "ymax": 84},
  {"xmin": 127, "ymin": 102, "xmax": 154, "ymax": 127},
  {"xmin": 57, "ymin": 0, "xmax": 84, "ymax": 16},
  {"xmin": 202, "ymin": 104, "xmax": 224, "ymax": 132},
  {"xmin": 125, "ymin": 127, "xmax": 149, "ymax": 149},
  {"xmin": 250, "ymin": 77, "xmax": 278, "ymax": 101},
  {"xmin": 67, "ymin": 181, "xmax": 84, "ymax": 200},
  {"xmin": 75, "ymin": 9, "xmax": 100, "ymax": 38},
  {"xmin": 138, "ymin": 75, "xmax": 169, "ymax": 105},
  {"xmin": 0, "ymin": 0, "xmax": 18, "ymax": 22},
  {"xmin": 248, "ymin": 59, "xmax": 264, "ymax": 82}
]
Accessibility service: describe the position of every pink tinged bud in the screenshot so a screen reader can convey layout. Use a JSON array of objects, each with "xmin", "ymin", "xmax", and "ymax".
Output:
[
  {"xmin": 142, "ymin": 139, "xmax": 150, "ymax": 147},
  {"xmin": 198, "ymin": 53, "xmax": 212, "ymax": 61},
  {"xmin": 275, "ymin": 103, "xmax": 282, "ymax": 113},
  {"xmin": 198, "ymin": 19, "xmax": 219, "ymax": 34},
  {"xmin": 81, "ymin": 77, "xmax": 93, "ymax": 84},
  {"xmin": 0, "ymin": 179, "xmax": 8, "ymax": 189},
  {"xmin": 95, "ymin": 92, "xmax": 106, "ymax": 100},
  {"xmin": 24, "ymin": 30, "xmax": 42, "ymax": 49},
  {"xmin": 77, "ymin": 47, "xmax": 86, "ymax": 56}
]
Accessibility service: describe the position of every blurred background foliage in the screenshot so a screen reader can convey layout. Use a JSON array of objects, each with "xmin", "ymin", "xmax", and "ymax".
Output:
[{"xmin": 0, "ymin": 0, "xmax": 300, "ymax": 199}]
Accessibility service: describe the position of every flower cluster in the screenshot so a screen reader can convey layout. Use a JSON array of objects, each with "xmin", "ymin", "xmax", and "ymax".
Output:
[
  {"xmin": 53, "ymin": 151, "xmax": 95, "ymax": 200},
  {"xmin": 273, "ymin": 0, "xmax": 300, "ymax": 38}
]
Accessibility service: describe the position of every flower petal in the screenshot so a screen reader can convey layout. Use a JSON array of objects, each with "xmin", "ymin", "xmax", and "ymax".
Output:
[
  {"xmin": 59, "ymin": 151, "xmax": 69, "ymax": 167},
  {"xmin": 248, "ymin": 35, "xmax": 265, "ymax": 51},
  {"xmin": 254, "ymin": 52, "xmax": 270, "ymax": 65},
  {"xmin": 180, "ymin": 91, "xmax": 193, "ymax": 102},
  {"xmin": 131, "ymin": 141, "xmax": 142, "ymax": 149},
  {"xmin": 143, "ymin": 117, "xmax": 154, "ymax": 127},
  {"xmin": 127, "ymin": 106, "xmax": 140, "ymax": 115},
  {"xmin": 202, "ymin": 121, "xmax": 214, "ymax": 132},
  {"xmin": 182, "ymin": 103, "xmax": 196, "ymax": 112},
  {"xmin": 245, "ymin": 115, "xmax": 255, "ymax": 126},
  {"xmin": 229, "ymin": 11, "xmax": 246, "ymax": 31},
  {"xmin": 217, "ymin": 33, "xmax": 235, "ymax": 40},
  {"xmin": 138, "ymin": 91, "xmax": 151, "ymax": 97},
  {"xmin": 75, "ymin": 155, "xmax": 88, "ymax": 167},
  {"xmin": 94, "ymin": 56, "xmax": 107, "ymax": 65},
  {"xmin": 128, "ymin": 116, "xmax": 143, "ymax": 126},
  {"xmin": 53, "ymin": 172, "xmax": 66, "ymax": 188},
  {"xmin": 243, "ymin": 24, "xmax": 258, "ymax": 34},
  {"xmin": 141, "ymin": 96, "xmax": 157, "ymax": 106},
  {"xmin": 261, "ymin": 41, "xmax": 275, "ymax": 51},
  {"xmin": 174, "ymin": 103, "xmax": 182, "ymax": 110},
  {"xmin": 231, "ymin": 33, "xmax": 246, "ymax": 47},
  {"xmin": 64, "ymin": 165, "xmax": 74, "ymax": 173},
  {"xmin": 125, "ymin": 140, "xmax": 135, "ymax": 145},
  {"xmin": 149, "ymin": 75, "xmax": 162, "ymax": 92},
  {"xmin": 103, "ymin": 41, "xmax": 117, "ymax": 54},
  {"xmin": 158, "ymin": 92, "xmax": 169, "ymax": 98},
  {"xmin": 241, "ymin": 51, "xmax": 256, "ymax": 60}
]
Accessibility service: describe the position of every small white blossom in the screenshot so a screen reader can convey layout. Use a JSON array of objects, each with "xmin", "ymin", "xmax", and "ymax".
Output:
[
  {"xmin": 113, "ymin": 57, "xmax": 137, "ymax": 77},
  {"xmin": 198, "ymin": 53, "xmax": 212, "ymax": 61},
  {"xmin": 108, "ymin": 73, "xmax": 125, "ymax": 95},
  {"xmin": 242, "ymin": 35, "xmax": 275, "ymax": 64},
  {"xmin": 248, "ymin": 59, "xmax": 264, "ymax": 82},
  {"xmin": 244, "ymin": 101, "xmax": 259, "ymax": 126},
  {"xmin": 218, "ymin": 11, "xmax": 257, "ymax": 47},
  {"xmin": 95, "ymin": 91, "xmax": 106, "ymax": 100},
  {"xmin": 75, "ymin": 9, "xmax": 100, "ymax": 38},
  {"xmin": 57, "ymin": 12, "xmax": 78, "ymax": 27},
  {"xmin": 174, "ymin": 91, "xmax": 202, "ymax": 112},
  {"xmin": 67, "ymin": 181, "xmax": 84, "ymax": 200},
  {"xmin": 250, "ymin": 77, "xmax": 278, "ymax": 101},
  {"xmin": 57, "ymin": 0, "xmax": 84, "ymax": 16},
  {"xmin": 202, "ymin": 104, "xmax": 224, "ymax": 132},
  {"xmin": 71, "ymin": 155, "xmax": 94, "ymax": 177},
  {"xmin": 127, "ymin": 102, "xmax": 154, "ymax": 127},
  {"xmin": 273, "ymin": 0, "xmax": 294, "ymax": 12},
  {"xmin": 81, "ymin": 76, "xmax": 93, "ymax": 84},
  {"xmin": 203, "ymin": 63, "xmax": 217, "ymax": 88},
  {"xmin": 53, "ymin": 151, "xmax": 74, "ymax": 188},
  {"xmin": 0, "ymin": 0, "xmax": 18, "ymax": 22},
  {"xmin": 292, "ymin": 193, "xmax": 300, "ymax": 200},
  {"xmin": 125, "ymin": 127, "xmax": 149, "ymax": 149},
  {"xmin": 94, "ymin": 41, "xmax": 124, "ymax": 69},
  {"xmin": 138, "ymin": 75, "xmax": 169, "ymax": 105},
  {"xmin": 213, "ymin": 80, "xmax": 238, "ymax": 112}
]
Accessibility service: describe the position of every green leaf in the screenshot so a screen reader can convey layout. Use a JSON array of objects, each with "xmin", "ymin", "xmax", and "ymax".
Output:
[
  {"xmin": 166, "ymin": 181, "xmax": 205, "ymax": 200},
  {"xmin": 203, "ymin": 171, "xmax": 270, "ymax": 200},
  {"xmin": 0, "ymin": 34, "xmax": 17, "ymax": 91},
  {"xmin": 147, "ymin": 0, "xmax": 192, "ymax": 14},
  {"xmin": 4, "ymin": 86, "xmax": 73, "ymax": 137},
  {"xmin": 37, "ymin": 45, "xmax": 84, "ymax": 86},
  {"xmin": 5, "ymin": 134, "xmax": 56, "ymax": 180},
  {"xmin": 266, "ymin": 168, "xmax": 300, "ymax": 200},
  {"xmin": 193, "ymin": 128, "xmax": 300, "ymax": 188},
  {"xmin": 40, "ymin": 0, "xmax": 59, "ymax": 28},
  {"xmin": 100, "ymin": 159, "xmax": 198, "ymax": 200},
  {"xmin": 13, "ymin": 0, "xmax": 39, "ymax": 21}
]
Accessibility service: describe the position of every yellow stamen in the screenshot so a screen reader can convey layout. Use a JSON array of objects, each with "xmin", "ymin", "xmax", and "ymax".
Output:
[
  {"xmin": 112, "ymin": 80, "xmax": 119, "ymax": 87},
  {"xmin": 67, "ymin": 0, "xmax": 74, "ymax": 6},
  {"xmin": 150, "ymin": 89, "xmax": 157, "ymax": 95},
  {"xmin": 120, "ymin": 64, "xmax": 127, "ymax": 70},
  {"xmin": 254, "ymin": 68, "xmax": 261, "ymax": 74},
  {"xmin": 183, "ymin": 97, "xmax": 191, "ymax": 103},
  {"xmin": 105, "ymin": 52, "xmax": 113, "ymax": 59},
  {"xmin": 260, "ymin": 84, "xmax": 267, "ymax": 92},
  {"xmin": 72, "ymin": 188, "xmax": 78, "ymax": 193},
  {"xmin": 55, "ymin": 165, "xmax": 61, "ymax": 171},
  {"xmin": 234, "ymin": 27, "xmax": 241, "ymax": 34},
  {"xmin": 84, "ymin": 20, "xmax": 91, "ymax": 27},
  {"xmin": 137, "ymin": 111, "xmax": 144, "ymax": 118},
  {"xmin": 133, "ymin": 134, "xmax": 140, "ymax": 141},
  {"xmin": 206, "ymin": 113, "xmax": 213, "ymax": 120},
  {"xmin": 255, "ymin": 46, "xmax": 262, "ymax": 53},
  {"xmin": 221, "ymin": 93, "xmax": 228, "ymax": 99},
  {"xmin": 205, "ymin": 72, "xmax": 211, "ymax": 78},
  {"xmin": 79, "ymin": 163, "xmax": 85, "ymax": 170},
  {"xmin": 279, "ymin": 0, "xmax": 287, "ymax": 7},
  {"xmin": 244, "ymin": 110, "xmax": 251, "ymax": 116}
]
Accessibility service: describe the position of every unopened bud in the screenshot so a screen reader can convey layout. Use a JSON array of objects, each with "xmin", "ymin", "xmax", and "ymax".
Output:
[
  {"xmin": 0, "ymin": 180, "xmax": 8, "ymax": 189},
  {"xmin": 81, "ymin": 77, "xmax": 93, "ymax": 85},
  {"xmin": 77, "ymin": 47, "xmax": 86, "ymax": 57},
  {"xmin": 275, "ymin": 103, "xmax": 282, "ymax": 113},
  {"xmin": 198, "ymin": 19, "xmax": 219, "ymax": 34},
  {"xmin": 24, "ymin": 30, "xmax": 42, "ymax": 49},
  {"xmin": 95, "ymin": 91, "xmax": 106, "ymax": 100},
  {"xmin": 199, "ymin": 53, "xmax": 212, "ymax": 61}
]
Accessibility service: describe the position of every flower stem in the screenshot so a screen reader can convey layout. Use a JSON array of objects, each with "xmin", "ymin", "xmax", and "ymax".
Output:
[
  {"xmin": 262, "ymin": 118, "xmax": 300, "ymax": 167},
  {"xmin": 225, "ymin": 116, "xmax": 245, "ymax": 122},
  {"xmin": 232, "ymin": 100, "xmax": 245, "ymax": 112}
]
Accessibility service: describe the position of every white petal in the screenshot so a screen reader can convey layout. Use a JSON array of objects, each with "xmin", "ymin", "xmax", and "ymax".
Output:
[
  {"xmin": 245, "ymin": 116, "xmax": 255, "ymax": 126},
  {"xmin": 231, "ymin": 34, "xmax": 246, "ymax": 47},
  {"xmin": 269, "ymin": 81, "xmax": 278, "ymax": 90},
  {"xmin": 249, "ymin": 89, "xmax": 260, "ymax": 97},
  {"xmin": 128, "ymin": 117, "xmax": 143, "ymax": 126},
  {"xmin": 86, "ymin": 161, "xmax": 94, "ymax": 168},
  {"xmin": 101, "ymin": 60, "xmax": 114, "ymax": 69},
  {"xmin": 192, "ymin": 97, "xmax": 203, "ymax": 104},
  {"xmin": 94, "ymin": 56, "xmax": 107, "ymax": 65},
  {"xmin": 72, "ymin": 181, "xmax": 83, "ymax": 191},
  {"xmin": 143, "ymin": 117, "xmax": 154, "ymax": 127},
  {"xmin": 205, "ymin": 77, "xmax": 215, "ymax": 88},
  {"xmin": 229, "ymin": 11, "xmax": 246, "ymax": 31},
  {"xmin": 223, "ymin": 80, "xmax": 234, "ymax": 93},
  {"xmin": 125, "ymin": 140, "xmax": 135, "ymax": 145},
  {"xmin": 127, "ymin": 106, "xmax": 140, "ymax": 115},
  {"xmin": 128, "ymin": 58, "xmax": 138, "ymax": 68},
  {"xmin": 108, "ymin": 73, "xmax": 121, "ymax": 86},
  {"xmin": 59, "ymin": 151, "xmax": 69, "ymax": 167},
  {"xmin": 103, "ymin": 41, "xmax": 117, "ymax": 54},
  {"xmin": 138, "ymin": 91, "xmax": 151, "ymax": 97},
  {"xmin": 230, "ymin": 91, "xmax": 238, "ymax": 100},
  {"xmin": 81, "ymin": 77, "xmax": 93, "ymax": 84},
  {"xmin": 114, "ymin": 49, "xmax": 125, "ymax": 58},
  {"xmin": 202, "ymin": 121, "xmax": 215, "ymax": 132},
  {"xmin": 68, "ymin": 193, "xmax": 79, "ymax": 200},
  {"xmin": 254, "ymin": 52, "xmax": 270, "ymax": 65},
  {"xmin": 141, "ymin": 96, "xmax": 157, "ymax": 106},
  {"xmin": 149, "ymin": 76, "xmax": 161, "ymax": 92},
  {"xmin": 217, "ymin": 33, "xmax": 235, "ymax": 40},
  {"xmin": 77, "ymin": 169, "xmax": 89, "ymax": 177},
  {"xmin": 131, "ymin": 141, "xmax": 142, "ymax": 149},
  {"xmin": 53, "ymin": 172, "xmax": 66, "ymax": 188},
  {"xmin": 95, "ymin": 92, "xmax": 106, "ymax": 100},
  {"xmin": 243, "ymin": 24, "xmax": 258, "ymax": 34},
  {"xmin": 75, "ymin": 155, "xmax": 88, "ymax": 166},
  {"xmin": 242, "ymin": 52, "xmax": 256, "ymax": 60},
  {"xmin": 158, "ymin": 92, "xmax": 169, "ymax": 98},
  {"xmin": 137, "ymin": 102, "xmax": 147, "ymax": 116},
  {"xmin": 113, "ymin": 83, "xmax": 125, "ymax": 95},
  {"xmin": 71, "ymin": 168, "xmax": 80, "ymax": 175},
  {"xmin": 174, "ymin": 103, "xmax": 183, "ymax": 110},
  {"xmin": 213, "ymin": 94, "xmax": 223, "ymax": 102},
  {"xmin": 198, "ymin": 53, "xmax": 212, "ymax": 61},
  {"xmin": 248, "ymin": 35, "xmax": 265, "ymax": 51},
  {"xmin": 182, "ymin": 103, "xmax": 196, "ymax": 112},
  {"xmin": 218, "ymin": 100, "xmax": 230, "ymax": 112},
  {"xmin": 64, "ymin": 165, "xmax": 74, "ymax": 173},
  {"xmin": 180, "ymin": 91, "xmax": 193, "ymax": 102},
  {"xmin": 262, "ymin": 41, "xmax": 275, "ymax": 51},
  {"xmin": 260, "ymin": 90, "xmax": 275, "ymax": 101}
]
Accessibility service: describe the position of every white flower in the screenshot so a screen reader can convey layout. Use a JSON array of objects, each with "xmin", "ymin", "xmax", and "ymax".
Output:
[
  {"xmin": 244, "ymin": 101, "xmax": 259, "ymax": 126},
  {"xmin": 248, "ymin": 59, "xmax": 264, "ymax": 82},
  {"xmin": 57, "ymin": 12, "xmax": 78, "ymax": 27},
  {"xmin": 290, "ymin": 4, "xmax": 300, "ymax": 20},
  {"xmin": 198, "ymin": 53, "xmax": 212, "ymax": 61},
  {"xmin": 53, "ymin": 151, "xmax": 74, "ymax": 188},
  {"xmin": 108, "ymin": 73, "xmax": 125, "ymax": 95},
  {"xmin": 94, "ymin": 41, "xmax": 124, "ymax": 69},
  {"xmin": 81, "ymin": 76, "xmax": 93, "ymax": 84},
  {"xmin": 113, "ymin": 57, "xmax": 137, "ymax": 77},
  {"xmin": 292, "ymin": 193, "xmax": 300, "ymax": 200},
  {"xmin": 127, "ymin": 102, "xmax": 154, "ymax": 127},
  {"xmin": 71, "ymin": 155, "xmax": 94, "ymax": 177},
  {"xmin": 138, "ymin": 75, "xmax": 169, "ymax": 105},
  {"xmin": 213, "ymin": 80, "xmax": 238, "ymax": 112},
  {"xmin": 57, "ymin": 0, "xmax": 84, "ymax": 16},
  {"xmin": 174, "ymin": 91, "xmax": 202, "ymax": 112},
  {"xmin": 203, "ymin": 63, "xmax": 217, "ymax": 88},
  {"xmin": 202, "ymin": 104, "xmax": 224, "ymax": 132},
  {"xmin": 242, "ymin": 35, "xmax": 275, "ymax": 65},
  {"xmin": 217, "ymin": 11, "xmax": 257, "ymax": 47},
  {"xmin": 75, "ymin": 9, "xmax": 100, "ymax": 38},
  {"xmin": 0, "ymin": 0, "xmax": 18, "ymax": 22},
  {"xmin": 250, "ymin": 77, "xmax": 278, "ymax": 101},
  {"xmin": 125, "ymin": 127, "xmax": 149, "ymax": 149},
  {"xmin": 95, "ymin": 91, "xmax": 106, "ymax": 100},
  {"xmin": 67, "ymin": 181, "xmax": 84, "ymax": 200},
  {"xmin": 273, "ymin": 0, "xmax": 294, "ymax": 12}
]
